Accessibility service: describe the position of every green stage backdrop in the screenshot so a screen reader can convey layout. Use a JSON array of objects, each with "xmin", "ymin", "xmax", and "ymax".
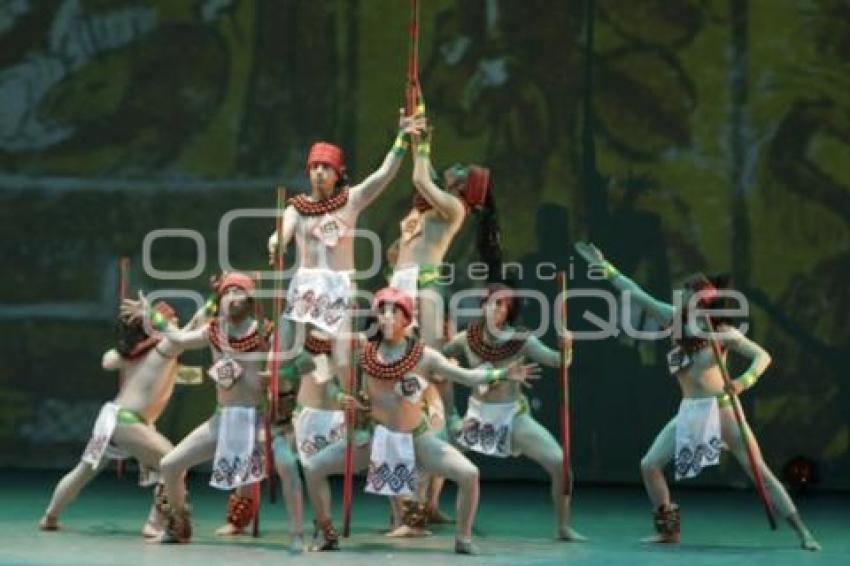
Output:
[{"xmin": 0, "ymin": 0, "xmax": 847, "ymax": 490}]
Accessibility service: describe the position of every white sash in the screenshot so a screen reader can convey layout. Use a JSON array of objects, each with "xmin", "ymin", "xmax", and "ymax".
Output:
[
  {"xmin": 674, "ymin": 397, "xmax": 722, "ymax": 480},
  {"xmin": 458, "ymin": 397, "xmax": 518, "ymax": 458},
  {"xmin": 293, "ymin": 406, "xmax": 346, "ymax": 462},
  {"xmin": 81, "ymin": 402, "xmax": 130, "ymax": 468},
  {"xmin": 210, "ymin": 406, "xmax": 265, "ymax": 490},
  {"xmin": 284, "ymin": 268, "xmax": 351, "ymax": 334},
  {"xmin": 365, "ymin": 425, "xmax": 417, "ymax": 497}
]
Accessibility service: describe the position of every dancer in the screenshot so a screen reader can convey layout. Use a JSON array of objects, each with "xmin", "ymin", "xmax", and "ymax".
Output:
[
  {"xmin": 301, "ymin": 287, "xmax": 539, "ymax": 555},
  {"xmin": 133, "ymin": 272, "xmax": 271, "ymax": 544},
  {"xmin": 443, "ymin": 283, "xmax": 586, "ymax": 541},
  {"xmin": 574, "ymin": 242, "xmax": 820, "ymax": 551},
  {"xmin": 39, "ymin": 300, "xmax": 186, "ymax": 538}
]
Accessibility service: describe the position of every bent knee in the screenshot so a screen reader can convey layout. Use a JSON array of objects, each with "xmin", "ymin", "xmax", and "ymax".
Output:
[{"xmin": 640, "ymin": 455, "xmax": 660, "ymax": 475}]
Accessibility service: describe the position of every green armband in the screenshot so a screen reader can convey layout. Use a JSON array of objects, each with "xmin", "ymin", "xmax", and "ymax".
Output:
[
  {"xmin": 485, "ymin": 368, "xmax": 507, "ymax": 384},
  {"xmin": 416, "ymin": 141, "xmax": 431, "ymax": 157},
  {"xmin": 737, "ymin": 369, "xmax": 758, "ymax": 390},
  {"xmin": 334, "ymin": 390, "xmax": 346, "ymax": 405},
  {"xmin": 392, "ymin": 130, "xmax": 409, "ymax": 157},
  {"xmin": 602, "ymin": 261, "xmax": 621, "ymax": 280}
]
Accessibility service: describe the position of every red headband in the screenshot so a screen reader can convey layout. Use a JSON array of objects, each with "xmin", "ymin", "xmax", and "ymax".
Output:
[
  {"xmin": 307, "ymin": 142, "xmax": 345, "ymax": 177},
  {"xmin": 218, "ymin": 272, "xmax": 256, "ymax": 295},
  {"xmin": 373, "ymin": 287, "xmax": 414, "ymax": 326},
  {"xmin": 461, "ymin": 165, "xmax": 490, "ymax": 209}
]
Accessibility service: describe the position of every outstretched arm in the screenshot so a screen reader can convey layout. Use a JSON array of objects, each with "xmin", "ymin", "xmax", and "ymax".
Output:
[
  {"xmin": 522, "ymin": 334, "xmax": 572, "ymax": 369},
  {"xmin": 411, "ymin": 129, "xmax": 466, "ymax": 221},
  {"xmin": 575, "ymin": 242, "xmax": 676, "ymax": 325},
  {"xmin": 424, "ymin": 348, "xmax": 539, "ymax": 389}
]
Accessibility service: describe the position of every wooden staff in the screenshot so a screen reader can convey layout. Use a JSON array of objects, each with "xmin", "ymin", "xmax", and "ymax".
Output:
[
  {"xmin": 116, "ymin": 257, "xmax": 130, "ymax": 478},
  {"xmin": 342, "ymin": 284, "xmax": 358, "ymax": 538},
  {"xmin": 266, "ymin": 186, "xmax": 288, "ymax": 504},
  {"xmin": 253, "ymin": 271, "xmax": 266, "ymax": 538},
  {"xmin": 557, "ymin": 271, "xmax": 573, "ymax": 495},
  {"xmin": 702, "ymin": 314, "xmax": 777, "ymax": 529},
  {"xmin": 406, "ymin": 0, "xmax": 423, "ymax": 115}
]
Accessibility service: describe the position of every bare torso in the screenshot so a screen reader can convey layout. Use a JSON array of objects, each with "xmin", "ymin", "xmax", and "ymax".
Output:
[
  {"xmin": 292, "ymin": 199, "xmax": 361, "ymax": 271},
  {"xmin": 397, "ymin": 207, "xmax": 464, "ymax": 266},
  {"xmin": 113, "ymin": 348, "xmax": 179, "ymax": 423}
]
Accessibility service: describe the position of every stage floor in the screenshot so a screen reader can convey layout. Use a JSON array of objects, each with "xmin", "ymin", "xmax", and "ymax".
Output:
[{"xmin": 3, "ymin": 470, "xmax": 847, "ymax": 565}]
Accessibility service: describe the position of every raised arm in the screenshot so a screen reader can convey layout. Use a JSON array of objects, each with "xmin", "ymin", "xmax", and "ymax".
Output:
[
  {"xmin": 347, "ymin": 110, "xmax": 417, "ymax": 211},
  {"xmin": 267, "ymin": 204, "xmax": 299, "ymax": 266},
  {"xmin": 718, "ymin": 325, "xmax": 772, "ymax": 395},
  {"xmin": 424, "ymin": 347, "xmax": 539, "ymax": 389},
  {"xmin": 411, "ymin": 128, "xmax": 466, "ymax": 221},
  {"xmin": 575, "ymin": 241, "xmax": 676, "ymax": 325}
]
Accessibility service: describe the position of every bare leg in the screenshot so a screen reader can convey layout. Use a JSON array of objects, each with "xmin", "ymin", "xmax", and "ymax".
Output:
[
  {"xmin": 720, "ymin": 407, "xmax": 820, "ymax": 551},
  {"xmin": 512, "ymin": 414, "xmax": 585, "ymax": 541},
  {"xmin": 160, "ymin": 417, "xmax": 218, "ymax": 513},
  {"xmin": 640, "ymin": 416, "xmax": 677, "ymax": 509},
  {"xmin": 414, "ymin": 433, "xmax": 479, "ymax": 554},
  {"xmin": 111, "ymin": 423, "xmax": 174, "ymax": 536},
  {"xmin": 273, "ymin": 433, "xmax": 305, "ymax": 552},
  {"xmin": 40, "ymin": 459, "xmax": 107, "ymax": 529},
  {"xmin": 638, "ymin": 416, "xmax": 679, "ymax": 543},
  {"xmin": 301, "ymin": 438, "xmax": 369, "ymax": 550}
]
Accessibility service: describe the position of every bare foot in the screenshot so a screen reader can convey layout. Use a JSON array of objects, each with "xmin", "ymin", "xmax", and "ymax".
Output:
[
  {"xmin": 141, "ymin": 520, "xmax": 162, "ymax": 538},
  {"xmin": 801, "ymin": 533, "xmax": 821, "ymax": 552},
  {"xmin": 557, "ymin": 526, "xmax": 588, "ymax": 542},
  {"xmin": 386, "ymin": 524, "xmax": 432, "ymax": 538},
  {"xmin": 39, "ymin": 515, "xmax": 59, "ymax": 531},
  {"xmin": 215, "ymin": 522, "xmax": 244, "ymax": 537},
  {"xmin": 289, "ymin": 534, "xmax": 305, "ymax": 554},
  {"xmin": 455, "ymin": 538, "xmax": 480, "ymax": 555}
]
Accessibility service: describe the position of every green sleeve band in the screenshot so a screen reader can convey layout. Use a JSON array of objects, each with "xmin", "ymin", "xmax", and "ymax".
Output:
[
  {"xmin": 737, "ymin": 369, "xmax": 758, "ymax": 390},
  {"xmin": 416, "ymin": 141, "xmax": 431, "ymax": 157}
]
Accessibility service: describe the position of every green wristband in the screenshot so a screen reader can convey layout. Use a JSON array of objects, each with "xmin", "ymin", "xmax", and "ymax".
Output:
[
  {"xmin": 204, "ymin": 294, "xmax": 217, "ymax": 316},
  {"xmin": 150, "ymin": 310, "xmax": 169, "ymax": 332},
  {"xmin": 737, "ymin": 369, "xmax": 758, "ymax": 390},
  {"xmin": 485, "ymin": 368, "xmax": 507, "ymax": 384},
  {"xmin": 416, "ymin": 141, "xmax": 431, "ymax": 157},
  {"xmin": 603, "ymin": 262, "xmax": 621, "ymax": 280},
  {"xmin": 392, "ymin": 131, "xmax": 409, "ymax": 157}
]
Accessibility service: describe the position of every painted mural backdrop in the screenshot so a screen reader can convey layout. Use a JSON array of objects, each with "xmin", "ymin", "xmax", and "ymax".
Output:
[{"xmin": 1, "ymin": 0, "xmax": 847, "ymax": 489}]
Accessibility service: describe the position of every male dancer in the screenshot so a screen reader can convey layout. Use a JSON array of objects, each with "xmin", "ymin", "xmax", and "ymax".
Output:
[
  {"xmin": 575, "ymin": 242, "xmax": 819, "ymax": 551},
  {"xmin": 129, "ymin": 272, "xmax": 271, "ymax": 544},
  {"xmin": 40, "ymin": 300, "xmax": 185, "ymax": 538},
  {"xmin": 301, "ymin": 287, "xmax": 539, "ymax": 555},
  {"xmin": 443, "ymin": 283, "xmax": 585, "ymax": 541}
]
